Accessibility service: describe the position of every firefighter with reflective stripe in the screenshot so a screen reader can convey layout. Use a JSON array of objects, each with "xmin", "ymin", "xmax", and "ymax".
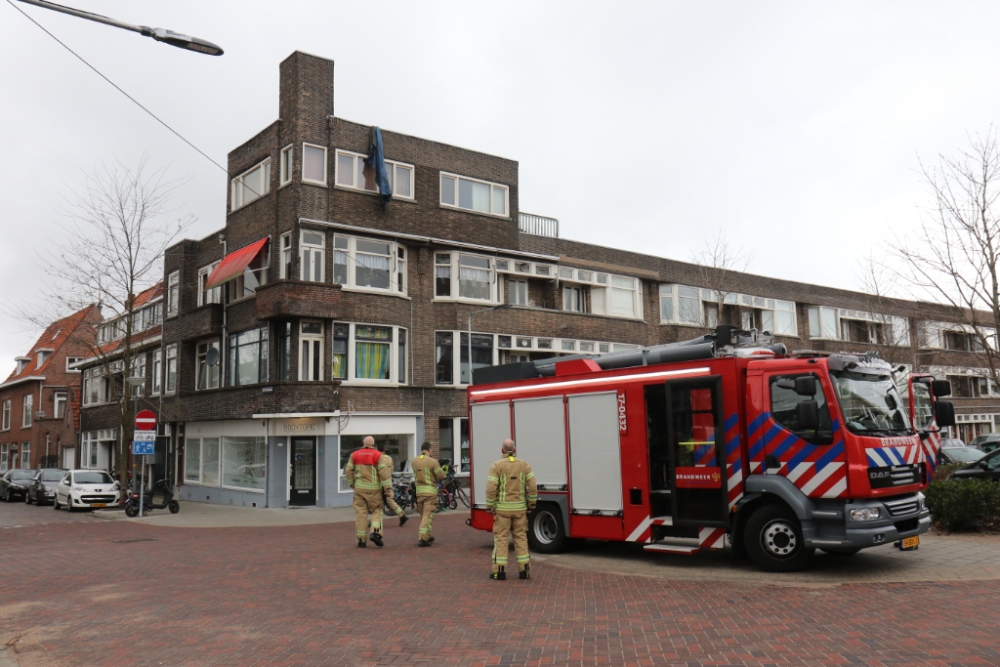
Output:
[
  {"xmin": 410, "ymin": 442, "xmax": 446, "ymax": 547},
  {"xmin": 345, "ymin": 435, "xmax": 391, "ymax": 547},
  {"xmin": 375, "ymin": 442, "xmax": 409, "ymax": 528},
  {"xmin": 485, "ymin": 439, "xmax": 537, "ymax": 580}
]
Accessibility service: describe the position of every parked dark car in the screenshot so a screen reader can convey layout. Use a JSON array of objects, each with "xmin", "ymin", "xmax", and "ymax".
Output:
[
  {"xmin": 26, "ymin": 468, "xmax": 67, "ymax": 506},
  {"xmin": 939, "ymin": 446, "xmax": 988, "ymax": 465},
  {"xmin": 949, "ymin": 448, "xmax": 1000, "ymax": 482},
  {"xmin": 1, "ymin": 469, "xmax": 37, "ymax": 502},
  {"xmin": 969, "ymin": 433, "xmax": 1000, "ymax": 454},
  {"xmin": 939, "ymin": 437, "xmax": 966, "ymax": 449}
]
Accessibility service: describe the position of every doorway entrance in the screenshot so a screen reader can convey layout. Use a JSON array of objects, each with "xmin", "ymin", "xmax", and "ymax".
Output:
[
  {"xmin": 290, "ymin": 437, "xmax": 316, "ymax": 506},
  {"xmin": 664, "ymin": 376, "xmax": 727, "ymax": 526}
]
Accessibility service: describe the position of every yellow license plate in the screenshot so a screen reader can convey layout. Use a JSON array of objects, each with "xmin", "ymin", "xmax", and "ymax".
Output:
[
  {"xmin": 91, "ymin": 503, "xmax": 107, "ymax": 508},
  {"xmin": 901, "ymin": 536, "xmax": 919, "ymax": 549}
]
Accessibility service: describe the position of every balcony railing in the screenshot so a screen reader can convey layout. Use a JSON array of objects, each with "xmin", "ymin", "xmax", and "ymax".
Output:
[{"xmin": 518, "ymin": 212, "xmax": 559, "ymax": 238}]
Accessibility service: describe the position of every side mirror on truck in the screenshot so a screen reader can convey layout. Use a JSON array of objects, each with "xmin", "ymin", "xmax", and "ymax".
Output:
[
  {"xmin": 934, "ymin": 400, "xmax": 956, "ymax": 428},
  {"xmin": 797, "ymin": 400, "xmax": 820, "ymax": 430},
  {"xmin": 931, "ymin": 380, "xmax": 952, "ymax": 397},
  {"xmin": 794, "ymin": 376, "xmax": 817, "ymax": 396}
]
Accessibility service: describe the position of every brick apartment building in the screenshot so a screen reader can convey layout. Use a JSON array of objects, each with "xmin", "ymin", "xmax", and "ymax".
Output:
[
  {"xmin": 76, "ymin": 50, "xmax": 1000, "ymax": 509},
  {"xmin": 0, "ymin": 306, "xmax": 100, "ymax": 473}
]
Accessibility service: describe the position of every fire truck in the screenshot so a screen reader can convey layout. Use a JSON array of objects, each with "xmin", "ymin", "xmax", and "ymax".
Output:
[{"xmin": 467, "ymin": 326, "xmax": 955, "ymax": 572}]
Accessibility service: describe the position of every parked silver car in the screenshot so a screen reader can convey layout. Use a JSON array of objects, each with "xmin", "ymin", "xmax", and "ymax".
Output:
[{"xmin": 26, "ymin": 468, "xmax": 67, "ymax": 506}]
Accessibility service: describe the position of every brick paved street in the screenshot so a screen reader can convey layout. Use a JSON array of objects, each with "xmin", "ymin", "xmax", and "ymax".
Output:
[
  {"xmin": 1, "ymin": 505, "xmax": 999, "ymax": 667},
  {"xmin": 0, "ymin": 498, "xmax": 95, "ymax": 529}
]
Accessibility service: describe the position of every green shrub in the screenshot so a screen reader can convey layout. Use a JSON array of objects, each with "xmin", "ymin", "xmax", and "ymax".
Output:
[{"xmin": 924, "ymin": 479, "xmax": 1000, "ymax": 532}]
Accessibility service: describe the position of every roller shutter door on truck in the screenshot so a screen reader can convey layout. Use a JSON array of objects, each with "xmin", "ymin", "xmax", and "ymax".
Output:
[
  {"xmin": 567, "ymin": 392, "xmax": 623, "ymax": 513},
  {"xmin": 513, "ymin": 396, "xmax": 568, "ymax": 491},
  {"xmin": 471, "ymin": 401, "xmax": 512, "ymax": 506}
]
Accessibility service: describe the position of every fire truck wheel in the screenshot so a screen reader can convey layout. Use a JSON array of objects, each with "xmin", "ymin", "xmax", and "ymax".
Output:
[
  {"xmin": 528, "ymin": 505, "xmax": 568, "ymax": 554},
  {"xmin": 744, "ymin": 504, "xmax": 814, "ymax": 572}
]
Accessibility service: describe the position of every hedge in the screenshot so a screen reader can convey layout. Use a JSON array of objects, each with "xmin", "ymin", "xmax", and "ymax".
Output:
[{"xmin": 923, "ymin": 479, "xmax": 1000, "ymax": 532}]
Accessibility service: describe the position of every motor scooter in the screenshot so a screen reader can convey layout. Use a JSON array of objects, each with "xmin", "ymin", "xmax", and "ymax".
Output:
[{"xmin": 124, "ymin": 479, "xmax": 180, "ymax": 517}]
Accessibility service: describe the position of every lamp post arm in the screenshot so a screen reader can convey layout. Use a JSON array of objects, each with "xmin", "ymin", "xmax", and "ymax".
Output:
[{"xmin": 17, "ymin": 0, "xmax": 145, "ymax": 34}]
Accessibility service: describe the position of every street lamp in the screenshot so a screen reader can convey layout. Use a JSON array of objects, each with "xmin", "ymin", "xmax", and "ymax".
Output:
[
  {"xmin": 16, "ymin": 0, "xmax": 224, "ymax": 55},
  {"xmin": 467, "ymin": 304, "xmax": 511, "ymax": 385}
]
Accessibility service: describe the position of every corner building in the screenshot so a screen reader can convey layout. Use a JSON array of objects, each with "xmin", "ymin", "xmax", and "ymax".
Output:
[{"xmin": 149, "ymin": 51, "xmax": 1000, "ymax": 509}]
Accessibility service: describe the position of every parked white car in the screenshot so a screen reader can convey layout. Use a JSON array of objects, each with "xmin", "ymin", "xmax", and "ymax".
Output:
[{"xmin": 53, "ymin": 470, "xmax": 120, "ymax": 511}]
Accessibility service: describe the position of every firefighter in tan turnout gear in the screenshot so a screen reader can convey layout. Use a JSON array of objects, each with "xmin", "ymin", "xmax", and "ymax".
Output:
[
  {"xmin": 485, "ymin": 439, "xmax": 537, "ymax": 580},
  {"xmin": 376, "ymin": 442, "xmax": 408, "ymax": 527},
  {"xmin": 410, "ymin": 442, "xmax": 446, "ymax": 547},
  {"xmin": 345, "ymin": 436, "xmax": 391, "ymax": 547}
]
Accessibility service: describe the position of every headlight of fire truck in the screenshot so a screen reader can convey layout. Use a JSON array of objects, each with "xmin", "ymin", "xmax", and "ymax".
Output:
[{"xmin": 850, "ymin": 508, "xmax": 881, "ymax": 521}]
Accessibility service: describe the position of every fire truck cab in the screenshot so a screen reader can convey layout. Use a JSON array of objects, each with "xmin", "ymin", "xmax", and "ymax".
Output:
[{"xmin": 467, "ymin": 326, "xmax": 955, "ymax": 572}]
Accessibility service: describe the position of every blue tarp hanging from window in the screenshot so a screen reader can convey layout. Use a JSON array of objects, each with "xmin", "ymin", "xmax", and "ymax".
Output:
[{"xmin": 366, "ymin": 126, "xmax": 393, "ymax": 211}]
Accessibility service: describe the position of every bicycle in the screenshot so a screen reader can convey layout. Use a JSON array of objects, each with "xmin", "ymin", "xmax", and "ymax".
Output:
[
  {"xmin": 442, "ymin": 470, "xmax": 470, "ymax": 509},
  {"xmin": 385, "ymin": 473, "xmax": 418, "ymax": 516}
]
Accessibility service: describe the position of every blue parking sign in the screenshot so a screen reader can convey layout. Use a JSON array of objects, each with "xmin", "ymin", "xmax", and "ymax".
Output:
[{"xmin": 132, "ymin": 440, "xmax": 155, "ymax": 456}]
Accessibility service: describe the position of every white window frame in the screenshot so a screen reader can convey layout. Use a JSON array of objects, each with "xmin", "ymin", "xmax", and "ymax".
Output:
[
  {"xmin": 21, "ymin": 442, "xmax": 29, "ymax": 469},
  {"xmin": 230, "ymin": 158, "xmax": 272, "ymax": 211},
  {"xmin": 331, "ymin": 234, "xmax": 407, "ymax": 295},
  {"xmin": 130, "ymin": 354, "xmax": 146, "ymax": 397},
  {"xmin": 167, "ymin": 271, "xmax": 179, "ymax": 317},
  {"xmin": 328, "ymin": 322, "xmax": 408, "ymax": 386},
  {"xmin": 152, "ymin": 349, "xmax": 162, "ymax": 396},
  {"xmin": 439, "ymin": 171, "xmax": 509, "ymax": 217},
  {"xmin": 22, "ymin": 394, "xmax": 33, "ymax": 428},
  {"xmin": 508, "ymin": 279, "xmax": 528, "ymax": 306},
  {"xmin": 659, "ymin": 284, "xmax": 796, "ymax": 336},
  {"xmin": 300, "ymin": 321, "xmax": 324, "ymax": 382},
  {"xmin": 562, "ymin": 285, "xmax": 586, "ymax": 313},
  {"xmin": 334, "ymin": 149, "xmax": 415, "ymax": 200},
  {"xmin": 302, "ymin": 143, "xmax": 328, "ymax": 186},
  {"xmin": 432, "ymin": 251, "xmax": 498, "ymax": 304},
  {"xmin": 165, "ymin": 344, "xmax": 178, "ymax": 394},
  {"xmin": 196, "ymin": 340, "xmax": 221, "ymax": 391},
  {"xmin": 65, "ymin": 357, "xmax": 82, "ymax": 372},
  {"xmin": 198, "ymin": 262, "xmax": 222, "ymax": 306},
  {"xmin": 1, "ymin": 400, "xmax": 9, "ymax": 431},
  {"xmin": 279, "ymin": 144, "xmax": 293, "ymax": 187},
  {"xmin": 0, "ymin": 444, "xmax": 6, "ymax": 472},
  {"xmin": 53, "ymin": 391, "xmax": 67, "ymax": 420},
  {"xmin": 300, "ymin": 229, "xmax": 325, "ymax": 282},
  {"xmin": 807, "ymin": 306, "xmax": 841, "ymax": 341},
  {"xmin": 279, "ymin": 232, "xmax": 292, "ymax": 280}
]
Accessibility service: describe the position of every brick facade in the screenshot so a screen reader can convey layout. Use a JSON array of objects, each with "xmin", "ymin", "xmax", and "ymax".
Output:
[{"xmin": 74, "ymin": 50, "xmax": 1000, "ymax": 505}]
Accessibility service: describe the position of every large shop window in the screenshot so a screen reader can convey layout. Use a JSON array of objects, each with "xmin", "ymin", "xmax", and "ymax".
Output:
[
  {"xmin": 225, "ymin": 437, "xmax": 267, "ymax": 491},
  {"xmin": 433, "ymin": 252, "xmax": 497, "ymax": 302},
  {"xmin": 440, "ymin": 172, "xmax": 508, "ymax": 216},
  {"xmin": 330, "ymin": 323, "xmax": 407, "ymax": 384},
  {"xmin": 335, "ymin": 149, "xmax": 414, "ymax": 199},
  {"xmin": 339, "ymin": 434, "xmax": 412, "ymax": 491},
  {"xmin": 228, "ymin": 327, "xmax": 269, "ymax": 386},
  {"xmin": 439, "ymin": 417, "xmax": 470, "ymax": 474},
  {"xmin": 184, "ymin": 437, "xmax": 220, "ymax": 485},
  {"xmin": 332, "ymin": 234, "xmax": 407, "ymax": 294}
]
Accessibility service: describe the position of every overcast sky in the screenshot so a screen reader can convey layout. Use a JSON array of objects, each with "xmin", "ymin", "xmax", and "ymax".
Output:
[{"xmin": 3, "ymin": 1, "xmax": 999, "ymax": 379}]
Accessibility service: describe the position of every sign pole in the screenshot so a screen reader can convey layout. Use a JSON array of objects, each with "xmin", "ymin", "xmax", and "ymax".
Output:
[
  {"xmin": 139, "ymin": 456, "xmax": 145, "ymax": 518},
  {"xmin": 133, "ymin": 410, "xmax": 158, "ymax": 520}
]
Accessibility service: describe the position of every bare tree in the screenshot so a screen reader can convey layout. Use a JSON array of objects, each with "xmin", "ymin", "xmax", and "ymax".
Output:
[
  {"xmin": 890, "ymin": 130, "xmax": 1000, "ymax": 385},
  {"xmin": 19, "ymin": 157, "xmax": 192, "ymax": 483},
  {"xmin": 855, "ymin": 253, "xmax": 915, "ymax": 366},
  {"xmin": 690, "ymin": 230, "xmax": 756, "ymax": 329}
]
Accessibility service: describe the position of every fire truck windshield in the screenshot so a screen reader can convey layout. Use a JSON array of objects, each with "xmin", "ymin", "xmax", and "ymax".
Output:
[{"xmin": 830, "ymin": 370, "xmax": 912, "ymax": 436}]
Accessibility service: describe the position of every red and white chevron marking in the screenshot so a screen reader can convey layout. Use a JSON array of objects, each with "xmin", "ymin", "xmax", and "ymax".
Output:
[{"xmin": 699, "ymin": 526, "xmax": 727, "ymax": 549}]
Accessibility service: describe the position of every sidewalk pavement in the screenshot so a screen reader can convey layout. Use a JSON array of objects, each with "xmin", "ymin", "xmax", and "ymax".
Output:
[{"xmin": 90, "ymin": 500, "xmax": 369, "ymax": 527}]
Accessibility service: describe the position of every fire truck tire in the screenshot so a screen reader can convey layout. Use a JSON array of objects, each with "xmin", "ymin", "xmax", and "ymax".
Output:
[
  {"xmin": 528, "ymin": 505, "xmax": 568, "ymax": 554},
  {"xmin": 744, "ymin": 504, "xmax": 814, "ymax": 572}
]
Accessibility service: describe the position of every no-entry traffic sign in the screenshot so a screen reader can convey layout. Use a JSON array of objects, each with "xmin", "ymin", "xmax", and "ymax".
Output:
[{"xmin": 135, "ymin": 410, "xmax": 157, "ymax": 431}]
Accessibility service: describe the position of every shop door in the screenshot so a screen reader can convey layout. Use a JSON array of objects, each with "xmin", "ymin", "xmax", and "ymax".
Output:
[
  {"xmin": 665, "ymin": 376, "xmax": 727, "ymax": 526},
  {"xmin": 290, "ymin": 437, "xmax": 316, "ymax": 506}
]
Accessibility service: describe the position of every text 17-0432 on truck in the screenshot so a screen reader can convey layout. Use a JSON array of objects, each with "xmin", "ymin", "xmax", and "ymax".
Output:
[{"xmin": 466, "ymin": 326, "xmax": 955, "ymax": 572}]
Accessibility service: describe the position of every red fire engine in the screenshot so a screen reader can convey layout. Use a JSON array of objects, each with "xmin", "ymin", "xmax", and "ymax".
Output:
[{"xmin": 467, "ymin": 326, "xmax": 954, "ymax": 572}]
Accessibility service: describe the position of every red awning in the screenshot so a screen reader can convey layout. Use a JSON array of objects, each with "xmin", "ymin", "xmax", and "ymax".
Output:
[{"xmin": 205, "ymin": 238, "xmax": 269, "ymax": 289}]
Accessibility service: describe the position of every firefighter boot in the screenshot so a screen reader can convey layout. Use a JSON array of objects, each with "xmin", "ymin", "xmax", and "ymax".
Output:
[
  {"xmin": 370, "ymin": 532, "xmax": 384, "ymax": 547},
  {"xmin": 418, "ymin": 539, "xmax": 430, "ymax": 547},
  {"xmin": 400, "ymin": 514, "xmax": 409, "ymax": 527},
  {"xmin": 519, "ymin": 565, "xmax": 530, "ymax": 580},
  {"xmin": 490, "ymin": 567, "xmax": 506, "ymax": 581},
  {"xmin": 357, "ymin": 539, "xmax": 366, "ymax": 548}
]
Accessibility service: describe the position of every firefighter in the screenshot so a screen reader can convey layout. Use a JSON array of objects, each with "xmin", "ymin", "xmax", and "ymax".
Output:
[
  {"xmin": 345, "ymin": 435, "xmax": 391, "ymax": 547},
  {"xmin": 485, "ymin": 439, "xmax": 537, "ymax": 580},
  {"xmin": 375, "ymin": 442, "xmax": 408, "ymax": 527},
  {"xmin": 410, "ymin": 441, "xmax": 446, "ymax": 547}
]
